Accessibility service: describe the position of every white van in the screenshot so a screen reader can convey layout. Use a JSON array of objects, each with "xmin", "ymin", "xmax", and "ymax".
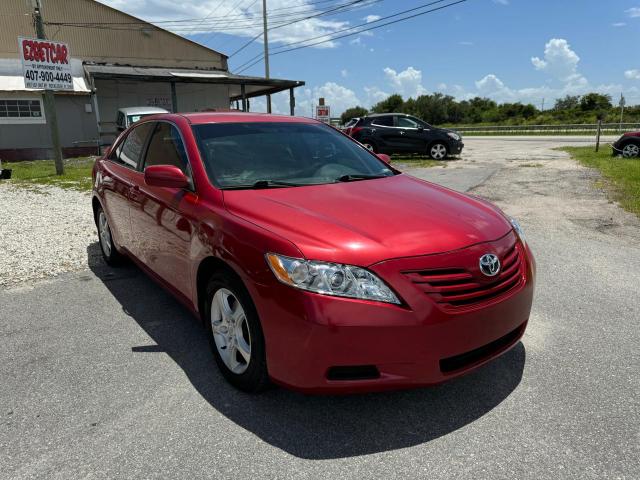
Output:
[{"xmin": 116, "ymin": 107, "xmax": 169, "ymax": 131}]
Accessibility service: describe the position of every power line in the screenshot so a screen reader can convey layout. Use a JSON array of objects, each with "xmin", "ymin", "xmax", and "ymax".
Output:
[
  {"xmin": 229, "ymin": 0, "xmax": 380, "ymax": 58},
  {"xmin": 236, "ymin": 0, "xmax": 470, "ymax": 73}
]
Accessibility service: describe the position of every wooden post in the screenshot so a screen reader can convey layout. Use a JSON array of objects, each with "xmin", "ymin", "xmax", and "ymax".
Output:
[
  {"xmin": 241, "ymin": 84, "xmax": 247, "ymax": 112},
  {"xmin": 34, "ymin": 0, "xmax": 64, "ymax": 175},
  {"xmin": 595, "ymin": 119, "xmax": 602, "ymax": 152},
  {"xmin": 289, "ymin": 88, "xmax": 295, "ymax": 116}
]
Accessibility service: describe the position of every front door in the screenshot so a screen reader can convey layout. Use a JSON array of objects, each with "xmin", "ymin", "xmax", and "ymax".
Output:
[
  {"xmin": 129, "ymin": 121, "xmax": 198, "ymax": 300},
  {"xmin": 395, "ymin": 116, "xmax": 428, "ymax": 153}
]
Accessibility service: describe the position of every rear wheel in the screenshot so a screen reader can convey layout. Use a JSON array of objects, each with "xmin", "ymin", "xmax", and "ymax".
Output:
[
  {"xmin": 204, "ymin": 272, "xmax": 270, "ymax": 393},
  {"xmin": 429, "ymin": 142, "xmax": 448, "ymax": 160},
  {"xmin": 96, "ymin": 206, "xmax": 125, "ymax": 266},
  {"xmin": 622, "ymin": 142, "xmax": 640, "ymax": 158}
]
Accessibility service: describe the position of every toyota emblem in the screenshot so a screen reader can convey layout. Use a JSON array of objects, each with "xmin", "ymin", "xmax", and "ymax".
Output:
[{"xmin": 479, "ymin": 253, "xmax": 500, "ymax": 277}]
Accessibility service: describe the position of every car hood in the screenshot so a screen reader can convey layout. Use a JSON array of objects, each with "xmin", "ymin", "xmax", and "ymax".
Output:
[{"xmin": 222, "ymin": 174, "xmax": 512, "ymax": 266}]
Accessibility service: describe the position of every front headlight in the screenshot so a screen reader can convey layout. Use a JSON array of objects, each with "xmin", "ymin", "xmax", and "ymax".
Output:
[
  {"xmin": 265, "ymin": 253, "xmax": 400, "ymax": 304},
  {"xmin": 510, "ymin": 217, "xmax": 526, "ymax": 245},
  {"xmin": 447, "ymin": 132, "xmax": 461, "ymax": 141}
]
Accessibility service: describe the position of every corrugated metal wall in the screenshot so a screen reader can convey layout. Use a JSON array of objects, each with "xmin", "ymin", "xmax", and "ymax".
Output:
[{"xmin": 1, "ymin": 0, "xmax": 227, "ymax": 70}]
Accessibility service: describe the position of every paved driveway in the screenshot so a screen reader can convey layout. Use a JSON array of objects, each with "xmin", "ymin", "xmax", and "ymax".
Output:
[{"xmin": 1, "ymin": 137, "xmax": 638, "ymax": 479}]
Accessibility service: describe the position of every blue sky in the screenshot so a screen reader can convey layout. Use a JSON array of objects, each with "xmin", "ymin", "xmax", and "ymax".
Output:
[{"xmin": 101, "ymin": 0, "xmax": 640, "ymax": 115}]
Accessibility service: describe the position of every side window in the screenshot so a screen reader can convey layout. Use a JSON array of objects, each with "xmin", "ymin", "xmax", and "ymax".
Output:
[
  {"xmin": 110, "ymin": 122, "xmax": 154, "ymax": 168},
  {"xmin": 397, "ymin": 116, "xmax": 419, "ymax": 128},
  {"xmin": 144, "ymin": 122, "xmax": 191, "ymax": 178},
  {"xmin": 371, "ymin": 116, "xmax": 393, "ymax": 127}
]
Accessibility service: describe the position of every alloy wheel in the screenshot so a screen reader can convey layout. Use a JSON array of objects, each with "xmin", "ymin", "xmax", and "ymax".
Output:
[
  {"xmin": 98, "ymin": 211, "xmax": 112, "ymax": 257},
  {"xmin": 363, "ymin": 143, "xmax": 375, "ymax": 152},
  {"xmin": 430, "ymin": 143, "xmax": 447, "ymax": 160},
  {"xmin": 622, "ymin": 144, "xmax": 639, "ymax": 158},
  {"xmin": 210, "ymin": 288, "xmax": 252, "ymax": 374}
]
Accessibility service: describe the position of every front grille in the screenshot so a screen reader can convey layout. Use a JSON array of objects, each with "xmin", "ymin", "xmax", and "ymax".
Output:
[{"xmin": 404, "ymin": 242, "xmax": 524, "ymax": 310}]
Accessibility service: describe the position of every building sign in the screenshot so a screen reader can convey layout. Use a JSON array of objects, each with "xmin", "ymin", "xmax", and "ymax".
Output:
[
  {"xmin": 18, "ymin": 37, "xmax": 73, "ymax": 91},
  {"xmin": 316, "ymin": 105, "xmax": 330, "ymax": 122},
  {"xmin": 146, "ymin": 96, "xmax": 172, "ymax": 110}
]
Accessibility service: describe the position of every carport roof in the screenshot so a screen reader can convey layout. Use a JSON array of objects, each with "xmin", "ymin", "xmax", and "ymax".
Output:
[{"xmin": 83, "ymin": 64, "xmax": 305, "ymax": 99}]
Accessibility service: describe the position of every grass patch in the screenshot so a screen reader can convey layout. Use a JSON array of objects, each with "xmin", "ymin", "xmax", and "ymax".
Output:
[
  {"xmin": 3, "ymin": 157, "xmax": 95, "ymax": 192},
  {"xmin": 558, "ymin": 146, "xmax": 640, "ymax": 216},
  {"xmin": 391, "ymin": 155, "xmax": 447, "ymax": 168}
]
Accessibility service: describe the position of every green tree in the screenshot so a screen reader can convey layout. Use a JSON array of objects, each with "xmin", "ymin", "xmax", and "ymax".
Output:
[
  {"xmin": 579, "ymin": 93, "xmax": 612, "ymax": 111},
  {"xmin": 371, "ymin": 94, "xmax": 404, "ymax": 113},
  {"xmin": 554, "ymin": 95, "xmax": 580, "ymax": 111},
  {"xmin": 340, "ymin": 106, "xmax": 368, "ymax": 124}
]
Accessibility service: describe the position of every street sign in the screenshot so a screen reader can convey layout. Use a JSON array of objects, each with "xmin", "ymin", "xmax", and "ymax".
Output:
[
  {"xmin": 18, "ymin": 36, "xmax": 73, "ymax": 91},
  {"xmin": 316, "ymin": 105, "xmax": 330, "ymax": 122}
]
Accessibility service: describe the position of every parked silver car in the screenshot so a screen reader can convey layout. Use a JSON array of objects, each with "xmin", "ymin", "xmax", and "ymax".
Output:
[{"xmin": 116, "ymin": 106, "xmax": 169, "ymax": 131}]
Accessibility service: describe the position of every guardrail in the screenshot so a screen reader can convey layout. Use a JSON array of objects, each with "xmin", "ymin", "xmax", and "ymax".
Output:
[{"xmin": 453, "ymin": 123, "xmax": 639, "ymax": 135}]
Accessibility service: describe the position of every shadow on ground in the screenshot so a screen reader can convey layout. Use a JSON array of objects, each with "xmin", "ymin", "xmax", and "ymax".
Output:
[{"xmin": 88, "ymin": 242, "xmax": 525, "ymax": 460}]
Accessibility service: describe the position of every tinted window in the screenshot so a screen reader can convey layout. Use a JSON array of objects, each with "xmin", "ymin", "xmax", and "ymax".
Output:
[
  {"xmin": 144, "ymin": 122, "xmax": 190, "ymax": 176},
  {"xmin": 397, "ymin": 116, "xmax": 420, "ymax": 128},
  {"xmin": 193, "ymin": 122, "xmax": 394, "ymax": 189},
  {"xmin": 112, "ymin": 122, "xmax": 154, "ymax": 168},
  {"xmin": 371, "ymin": 116, "xmax": 393, "ymax": 127}
]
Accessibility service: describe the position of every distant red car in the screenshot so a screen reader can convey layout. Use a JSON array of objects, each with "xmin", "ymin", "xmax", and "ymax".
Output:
[
  {"xmin": 612, "ymin": 131, "xmax": 640, "ymax": 158},
  {"xmin": 92, "ymin": 112, "xmax": 535, "ymax": 394}
]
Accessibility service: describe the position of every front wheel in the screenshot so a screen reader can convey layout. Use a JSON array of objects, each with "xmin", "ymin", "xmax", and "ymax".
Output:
[
  {"xmin": 429, "ymin": 142, "xmax": 448, "ymax": 160},
  {"xmin": 204, "ymin": 272, "xmax": 270, "ymax": 393},
  {"xmin": 361, "ymin": 140, "xmax": 378, "ymax": 153},
  {"xmin": 622, "ymin": 142, "xmax": 640, "ymax": 158}
]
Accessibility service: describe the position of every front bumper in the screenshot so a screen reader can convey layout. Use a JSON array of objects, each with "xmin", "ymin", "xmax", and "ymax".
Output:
[
  {"xmin": 449, "ymin": 140, "xmax": 464, "ymax": 155},
  {"xmin": 252, "ymin": 233, "xmax": 535, "ymax": 394}
]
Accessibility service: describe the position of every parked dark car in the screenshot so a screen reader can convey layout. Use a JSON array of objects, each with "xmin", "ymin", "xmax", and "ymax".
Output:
[
  {"xmin": 344, "ymin": 113, "xmax": 464, "ymax": 159},
  {"xmin": 612, "ymin": 131, "xmax": 640, "ymax": 158}
]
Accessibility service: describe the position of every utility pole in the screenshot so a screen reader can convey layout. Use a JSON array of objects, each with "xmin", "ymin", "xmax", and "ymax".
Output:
[
  {"xmin": 541, "ymin": 98, "xmax": 545, "ymax": 112},
  {"xmin": 619, "ymin": 93, "xmax": 625, "ymax": 133},
  {"xmin": 33, "ymin": 0, "xmax": 64, "ymax": 175},
  {"xmin": 262, "ymin": 0, "xmax": 271, "ymax": 113}
]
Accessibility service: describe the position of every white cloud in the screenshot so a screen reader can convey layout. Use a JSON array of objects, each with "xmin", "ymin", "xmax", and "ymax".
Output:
[
  {"xmin": 625, "ymin": 69, "xmax": 640, "ymax": 80},
  {"xmin": 363, "ymin": 15, "xmax": 381, "ymax": 23},
  {"xmin": 458, "ymin": 41, "xmax": 474, "ymax": 46},
  {"xmin": 493, "ymin": 0, "xmax": 509, "ymax": 5},
  {"xmin": 364, "ymin": 86, "xmax": 389, "ymax": 105},
  {"xmin": 341, "ymin": 69, "xmax": 349, "ymax": 78},
  {"xmin": 97, "ymin": 0, "xmax": 353, "ymax": 50},
  {"xmin": 383, "ymin": 66, "xmax": 428, "ymax": 98},
  {"xmin": 626, "ymin": 7, "xmax": 640, "ymax": 17},
  {"xmin": 531, "ymin": 38, "xmax": 584, "ymax": 84},
  {"xmin": 612, "ymin": 22, "xmax": 626, "ymax": 27},
  {"xmin": 349, "ymin": 37, "xmax": 363, "ymax": 46}
]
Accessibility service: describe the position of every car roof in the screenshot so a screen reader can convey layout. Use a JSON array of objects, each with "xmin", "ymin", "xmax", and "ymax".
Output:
[
  {"xmin": 118, "ymin": 107, "xmax": 169, "ymax": 115},
  {"xmin": 366, "ymin": 112, "xmax": 410, "ymax": 118},
  {"xmin": 172, "ymin": 111, "xmax": 320, "ymax": 125}
]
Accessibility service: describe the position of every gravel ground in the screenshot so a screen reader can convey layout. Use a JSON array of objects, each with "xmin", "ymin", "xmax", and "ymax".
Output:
[{"xmin": 0, "ymin": 184, "xmax": 96, "ymax": 288}]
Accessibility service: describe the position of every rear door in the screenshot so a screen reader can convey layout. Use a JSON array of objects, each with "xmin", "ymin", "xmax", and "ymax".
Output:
[
  {"xmin": 129, "ymin": 121, "xmax": 198, "ymax": 299},
  {"xmin": 100, "ymin": 122, "xmax": 154, "ymax": 252},
  {"xmin": 369, "ymin": 115, "xmax": 398, "ymax": 151}
]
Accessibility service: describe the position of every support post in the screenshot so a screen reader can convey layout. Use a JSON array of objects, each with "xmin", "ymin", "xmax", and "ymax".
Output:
[
  {"xmin": 170, "ymin": 81, "xmax": 178, "ymax": 113},
  {"xmin": 595, "ymin": 119, "xmax": 602, "ymax": 152},
  {"xmin": 262, "ymin": 0, "xmax": 271, "ymax": 113},
  {"xmin": 289, "ymin": 88, "xmax": 295, "ymax": 116},
  {"xmin": 34, "ymin": 0, "xmax": 63, "ymax": 175},
  {"xmin": 241, "ymin": 84, "xmax": 247, "ymax": 112}
]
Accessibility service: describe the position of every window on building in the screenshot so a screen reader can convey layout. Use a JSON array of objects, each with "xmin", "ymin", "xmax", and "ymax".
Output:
[{"xmin": 0, "ymin": 99, "xmax": 45, "ymax": 123}]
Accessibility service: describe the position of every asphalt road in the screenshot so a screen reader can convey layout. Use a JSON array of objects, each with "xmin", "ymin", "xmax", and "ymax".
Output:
[{"xmin": 1, "ymin": 137, "xmax": 638, "ymax": 479}]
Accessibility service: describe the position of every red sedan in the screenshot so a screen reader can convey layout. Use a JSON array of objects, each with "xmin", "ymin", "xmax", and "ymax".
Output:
[{"xmin": 92, "ymin": 112, "xmax": 535, "ymax": 394}]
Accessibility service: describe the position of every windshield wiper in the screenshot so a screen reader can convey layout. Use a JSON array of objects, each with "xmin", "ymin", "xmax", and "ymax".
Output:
[
  {"xmin": 222, "ymin": 180, "xmax": 304, "ymax": 190},
  {"xmin": 336, "ymin": 174, "xmax": 391, "ymax": 182}
]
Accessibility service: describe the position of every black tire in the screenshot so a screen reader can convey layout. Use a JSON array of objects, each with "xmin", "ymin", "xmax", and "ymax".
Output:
[
  {"xmin": 428, "ymin": 141, "xmax": 449, "ymax": 160},
  {"xmin": 360, "ymin": 139, "xmax": 378, "ymax": 153},
  {"xmin": 203, "ymin": 271, "xmax": 270, "ymax": 393},
  {"xmin": 621, "ymin": 141, "xmax": 640, "ymax": 158},
  {"xmin": 95, "ymin": 206, "xmax": 125, "ymax": 266}
]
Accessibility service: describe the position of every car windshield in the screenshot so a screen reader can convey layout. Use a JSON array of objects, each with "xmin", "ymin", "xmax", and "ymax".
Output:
[{"xmin": 192, "ymin": 122, "xmax": 395, "ymax": 189}]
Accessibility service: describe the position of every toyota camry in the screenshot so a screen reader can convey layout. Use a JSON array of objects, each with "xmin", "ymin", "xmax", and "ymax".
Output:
[{"xmin": 92, "ymin": 112, "xmax": 535, "ymax": 394}]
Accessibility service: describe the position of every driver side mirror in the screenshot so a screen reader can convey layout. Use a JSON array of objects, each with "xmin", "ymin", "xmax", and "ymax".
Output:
[
  {"xmin": 377, "ymin": 153, "xmax": 392, "ymax": 165},
  {"xmin": 416, "ymin": 126, "xmax": 424, "ymax": 132},
  {"xmin": 144, "ymin": 165, "xmax": 189, "ymax": 189}
]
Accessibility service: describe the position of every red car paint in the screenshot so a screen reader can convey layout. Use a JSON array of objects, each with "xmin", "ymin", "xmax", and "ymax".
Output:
[{"xmin": 92, "ymin": 112, "xmax": 535, "ymax": 393}]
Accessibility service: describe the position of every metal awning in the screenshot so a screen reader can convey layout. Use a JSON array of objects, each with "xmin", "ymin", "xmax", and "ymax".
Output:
[{"xmin": 83, "ymin": 64, "xmax": 304, "ymax": 99}]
